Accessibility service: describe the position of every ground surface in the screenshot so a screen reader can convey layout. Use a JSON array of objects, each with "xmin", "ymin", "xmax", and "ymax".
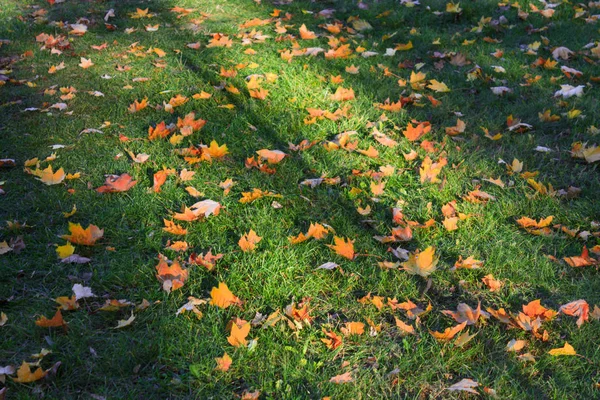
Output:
[{"xmin": 1, "ymin": 0, "xmax": 600, "ymax": 398}]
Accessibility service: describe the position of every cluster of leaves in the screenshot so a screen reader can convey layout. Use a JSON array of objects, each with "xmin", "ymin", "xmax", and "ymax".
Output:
[{"xmin": 1, "ymin": 0, "xmax": 599, "ymax": 398}]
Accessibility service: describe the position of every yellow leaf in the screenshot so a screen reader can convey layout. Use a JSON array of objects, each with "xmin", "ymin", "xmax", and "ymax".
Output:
[
  {"xmin": 402, "ymin": 246, "xmax": 438, "ymax": 277},
  {"xmin": 427, "ymin": 80, "xmax": 450, "ymax": 92},
  {"xmin": 37, "ymin": 165, "xmax": 65, "ymax": 185},
  {"xmin": 56, "ymin": 242, "xmax": 75, "ymax": 259},
  {"xmin": 12, "ymin": 362, "xmax": 47, "ymax": 383},
  {"xmin": 548, "ymin": 342, "xmax": 576, "ymax": 356}
]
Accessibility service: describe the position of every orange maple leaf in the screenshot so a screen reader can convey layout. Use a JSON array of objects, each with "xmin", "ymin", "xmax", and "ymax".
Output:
[
  {"xmin": 96, "ymin": 173, "xmax": 137, "ymax": 193},
  {"xmin": 330, "ymin": 87, "xmax": 355, "ymax": 101},
  {"xmin": 239, "ymin": 229, "xmax": 262, "ymax": 252},
  {"xmin": 35, "ymin": 309, "xmax": 67, "ymax": 328},
  {"xmin": 148, "ymin": 121, "xmax": 172, "ymax": 140},
  {"xmin": 430, "ymin": 321, "xmax": 468, "ymax": 341},
  {"xmin": 402, "ymin": 121, "xmax": 431, "ymax": 141},
  {"xmin": 210, "ymin": 282, "xmax": 242, "ymax": 309},
  {"xmin": 215, "ymin": 352, "xmax": 232, "ymax": 371},
  {"xmin": 327, "ymin": 236, "xmax": 355, "ymax": 260},
  {"xmin": 128, "ymin": 98, "xmax": 148, "ymax": 113},
  {"xmin": 559, "ymin": 300, "xmax": 589, "ymax": 327},
  {"xmin": 564, "ymin": 246, "xmax": 597, "ymax": 267},
  {"xmin": 340, "ymin": 321, "xmax": 365, "ymax": 336},
  {"xmin": 299, "ymin": 24, "xmax": 317, "ymax": 39},
  {"xmin": 155, "ymin": 257, "xmax": 188, "ymax": 292},
  {"xmin": 62, "ymin": 222, "xmax": 103, "ymax": 245},
  {"xmin": 227, "ymin": 321, "xmax": 250, "ymax": 347},
  {"xmin": 419, "ymin": 156, "xmax": 447, "ymax": 183}
]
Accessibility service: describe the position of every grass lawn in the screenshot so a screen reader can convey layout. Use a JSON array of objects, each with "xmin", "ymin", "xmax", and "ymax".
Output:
[{"xmin": 1, "ymin": 0, "xmax": 600, "ymax": 398}]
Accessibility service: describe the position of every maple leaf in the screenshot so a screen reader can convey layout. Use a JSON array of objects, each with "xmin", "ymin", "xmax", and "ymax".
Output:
[
  {"xmin": 193, "ymin": 91, "xmax": 212, "ymax": 100},
  {"xmin": 285, "ymin": 298, "xmax": 313, "ymax": 326},
  {"xmin": 410, "ymin": 71, "xmax": 427, "ymax": 90},
  {"xmin": 482, "ymin": 274, "xmax": 502, "ymax": 291},
  {"xmin": 189, "ymin": 250, "xmax": 223, "ymax": 271},
  {"xmin": 430, "ymin": 321, "xmax": 467, "ymax": 341},
  {"xmin": 166, "ymin": 241, "xmax": 188, "ymax": 252},
  {"xmin": 447, "ymin": 379, "xmax": 478, "ymax": 394},
  {"xmin": 299, "ymin": 24, "xmax": 317, "ymax": 39},
  {"xmin": 96, "ymin": 173, "xmax": 137, "ymax": 193},
  {"xmin": 227, "ymin": 321, "xmax": 250, "ymax": 347},
  {"xmin": 179, "ymin": 169, "xmax": 195, "ymax": 181},
  {"xmin": 427, "ymin": 80, "xmax": 450, "ymax": 92},
  {"xmin": 148, "ymin": 121, "xmax": 172, "ymax": 140},
  {"xmin": 402, "ymin": 246, "xmax": 438, "ymax": 277},
  {"xmin": 419, "ymin": 156, "xmax": 447, "ymax": 183},
  {"xmin": 155, "ymin": 257, "xmax": 188, "ymax": 292},
  {"xmin": 307, "ymin": 223, "xmax": 330, "ymax": 239},
  {"xmin": 114, "ymin": 313, "xmax": 135, "ymax": 329},
  {"xmin": 341, "ymin": 321, "xmax": 365, "ymax": 336},
  {"xmin": 153, "ymin": 168, "xmax": 175, "ymax": 193},
  {"xmin": 564, "ymin": 246, "xmax": 597, "ymax": 267},
  {"xmin": 249, "ymin": 88, "xmax": 269, "ymax": 100},
  {"xmin": 559, "ymin": 300, "xmax": 589, "ymax": 327},
  {"xmin": 36, "ymin": 165, "xmax": 65, "ymax": 185},
  {"xmin": 79, "ymin": 57, "xmax": 93, "ymax": 69},
  {"xmin": 321, "ymin": 329, "xmax": 343, "ymax": 349},
  {"xmin": 330, "ymin": 371, "xmax": 354, "ymax": 384},
  {"xmin": 35, "ymin": 309, "xmax": 67, "ymax": 328},
  {"xmin": 202, "ymin": 140, "xmax": 229, "ymax": 160},
  {"xmin": 327, "ymin": 236, "xmax": 355, "ymax": 260},
  {"xmin": 128, "ymin": 98, "xmax": 148, "ymax": 113},
  {"xmin": 163, "ymin": 219, "xmax": 188, "ymax": 235},
  {"xmin": 522, "ymin": 300, "xmax": 556, "ymax": 321},
  {"xmin": 12, "ymin": 362, "xmax": 47, "ymax": 383},
  {"xmin": 443, "ymin": 217, "xmax": 459, "ymax": 231},
  {"xmin": 442, "ymin": 302, "xmax": 489, "ymax": 325},
  {"xmin": 190, "ymin": 199, "xmax": 221, "ymax": 217},
  {"xmin": 173, "ymin": 207, "xmax": 199, "ymax": 222},
  {"xmin": 463, "ymin": 189, "xmax": 495, "ymax": 203},
  {"xmin": 487, "ymin": 307, "xmax": 515, "ymax": 326},
  {"xmin": 394, "ymin": 317, "xmax": 416, "ymax": 335},
  {"xmin": 516, "ymin": 216, "xmax": 554, "ymax": 235},
  {"xmin": 56, "ymin": 242, "xmax": 75, "ymax": 259},
  {"xmin": 210, "ymin": 283, "xmax": 242, "ymax": 309},
  {"xmin": 215, "ymin": 353, "xmax": 232, "ymax": 372},
  {"xmin": 239, "ymin": 229, "xmax": 262, "ymax": 252},
  {"xmin": 453, "ymin": 255, "xmax": 483, "ymax": 270},
  {"xmin": 256, "ymin": 149, "xmax": 286, "ymax": 164},
  {"xmin": 357, "ymin": 146, "xmax": 379, "ymax": 158},
  {"xmin": 506, "ymin": 339, "xmax": 527, "ymax": 352},
  {"xmin": 548, "ymin": 342, "xmax": 576, "ymax": 356},
  {"xmin": 72, "ymin": 283, "xmax": 94, "ymax": 300},
  {"xmin": 445, "ymin": 119, "xmax": 466, "ymax": 136},
  {"xmin": 62, "ymin": 223, "xmax": 103, "ymax": 245},
  {"xmin": 330, "ymin": 87, "xmax": 355, "ymax": 101}
]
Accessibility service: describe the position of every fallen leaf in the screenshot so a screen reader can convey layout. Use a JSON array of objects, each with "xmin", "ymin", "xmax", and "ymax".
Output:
[
  {"xmin": 548, "ymin": 342, "xmax": 576, "ymax": 356},
  {"xmin": 402, "ymin": 246, "xmax": 438, "ymax": 277},
  {"xmin": 210, "ymin": 283, "xmax": 242, "ymax": 309}
]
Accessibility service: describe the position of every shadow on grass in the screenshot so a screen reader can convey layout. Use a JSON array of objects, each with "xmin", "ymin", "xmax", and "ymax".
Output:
[{"xmin": 1, "ymin": 0, "xmax": 599, "ymax": 398}]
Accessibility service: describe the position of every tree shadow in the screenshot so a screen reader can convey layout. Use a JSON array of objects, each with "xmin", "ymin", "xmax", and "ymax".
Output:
[{"xmin": 1, "ymin": 0, "xmax": 599, "ymax": 398}]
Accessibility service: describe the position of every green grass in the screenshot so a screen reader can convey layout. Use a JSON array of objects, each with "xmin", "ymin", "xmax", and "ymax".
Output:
[{"xmin": 1, "ymin": 0, "xmax": 599, "ymax": 398}]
